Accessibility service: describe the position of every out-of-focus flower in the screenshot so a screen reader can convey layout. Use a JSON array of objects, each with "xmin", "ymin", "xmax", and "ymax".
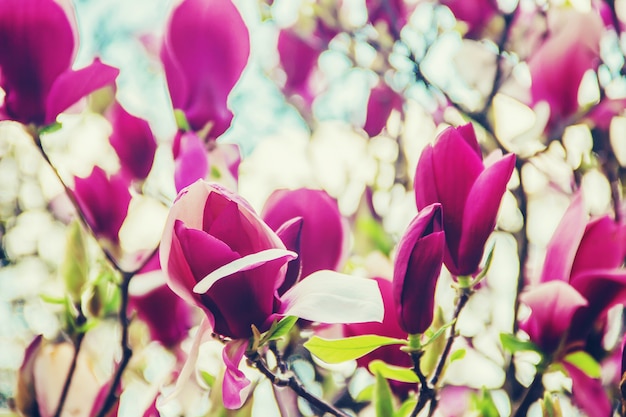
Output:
[
  {"xmin": 343, "ymin": 277, "xmax": 412, "ymax": 397},
  {"xmin": 393, "ymin": 203, "xmax": 444, "ymax": 335},
  {"xmin": 160, "ymin": 180, "xmax": 384, "ymax": 408},
  {"xmin": 0, "ymin": 0, "xmax": 119, "ymax": 125},
  {"xmin": 528, "ymin": 9, "xmax": 603, "ymax": 130},
  {"xmin": 366, "ymin": 0, "xmax": 414, "ymax": 32},
  {"xmin": 414, "ymin": 123, "xmax": 515, "ymax": 277},
  {"xmin": 442, "ymin": 0, "xmax": 500, "ymax": 39},
  {"xmin": 161, "ymin": 0, "xmax": 250, "ymax": 139},
  {"xmin": 74, "ymin": 166, "xmax": 132, "ymax": 244},
  {"xmin": 15, "ymin": 336, "xmax": 108, "ymax": 417},
  {"xmin": 277, "ymin": 29, "xmax": 323, "ymax": 105},
  {"xmin": 262, "ymin": 188, "xmax": 345, "ymax": 290},
  {"xmin": 363, "ymin": 82, "xmax": 403, "ymax": 137},
  {"xmin": 129, "ymin": 254, "xmax": 194, "ymax": 348},
  {"xmin": 107, "ymin": 102, "xmax": 157, "ymax": 181}
]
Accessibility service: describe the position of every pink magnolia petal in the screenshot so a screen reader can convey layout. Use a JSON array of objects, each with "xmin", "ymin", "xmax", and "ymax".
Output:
[
  {"xmin": 279, "ymin": 271, "xmax": 384, "ymax": 324},
  {"xmin": 414, "ymin": 144, "xmax": 440, "ymax": 209},
  {"xmin": 274, "ymin": 217, "xmax": 304, "ymax": 295},
  {"xmin": 0, "ymin": 0, "xmax": 75, "ymax": 124},
  {"xmin": 278, "ymin": 29, "xmax": 321, "ymax": 102},
  {"xmin": 540, "ymin": 194, "xmax": 587, "ymax": 283},
  {"xmin": 571, "ymin": 215, "xmax": 626, "ymax": 277},
  {"xmin": 193, "ymin": 248, "xmax": 297, "ymax": 294},
  {"xmin": 222, "ymin": 339, "xmax": 252, "ymax": 409},
  {"xmin": 442, "ymin": 0, "xmax": 499, "ymax": 39},
  {"xmin": 160, "ymin": 318, "xmax": 213, "ymax": 405},
  {"xmin": 520, "ymin": 281, "xmax": 588, "ymax": 354},
  {"xmin": 363, "ymin": 83, "xmax": 403, "ymax": 137},
  {"xmin": 174, "ymin": 132, "xmax": 209, "ymax": 192},
  {"xmin": 456, "ymin": 153, "xmax": 515, "ymax": 276},
  {"xmin": 162, "ymin": 0, "xmax": 250, "ymax": 136},
  {"xmin": 45, "ymin": 58, "xmax": 120, "ymax": 124},
  {"xmin": 563, "ymin": 361, "xmax": 611, "ymax": 417}
]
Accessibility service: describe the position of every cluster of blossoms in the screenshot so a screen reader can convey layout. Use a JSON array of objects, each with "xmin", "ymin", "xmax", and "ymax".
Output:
[{"xmin": 3, "ymin": 0, "xmax": 626, "ymax": 416}]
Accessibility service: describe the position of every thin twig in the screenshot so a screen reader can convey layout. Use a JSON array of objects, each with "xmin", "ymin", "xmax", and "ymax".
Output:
[
  {"xmin": 247, "ymin": 350, "xmax": 351, "ymax": 417},
  {"xmin": 409, "ymin": 351, "xmax": 435, "ymax": 417}
]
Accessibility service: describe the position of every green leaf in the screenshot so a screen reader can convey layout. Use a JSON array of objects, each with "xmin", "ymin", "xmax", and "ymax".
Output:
[
  {"xmin": 174, "ymin": 109, "xmax": 191, "ymax": 131},
  {"xmin": 356, "ymin": 217, "xmax": 395, "ymax": 256},
  {"xmin": 210, "ymin": 165, "xmax": 222, "ymax": 179},
  {"xmin": 562, "ymin": 350, "xmax": 601, "ymax": 378},
  {"xmin": 355, "ymin": 384, "xmax": 374, "ymax": 402},
  {"xmin": 395, "ymin": 399, "xmax": 417, "ymax": 417},
  {"xmin": 199, "ymin": 370, "xmax": 215, "ymax": 388},
  {"xmin": 374, "ymin": 370, "xmax": 394, "ymax": 417},
  {"xmin": 265, "ymin": 316, "xmax": 298, "ymax": 342},
  {"xmin": 500, "ymin": 333, "xmax": 541, "ymax": 354},
  {"xmin": 39, "ymin": 293, "xmax": 67, "ymax": 304},
  {"xmin": 470, "ymin": 389, "xmax": 499, "ymax": 417},
  {"xmin": 38, "ymin": 122, "xmax": 62, "ymax": 135},
  {"xmin": 62, "ymin": 220, "xmax": 89, "ymax": 302},
  {"xmin": 422, "ymin": 319, "xmax": 455, "ymax": 348},
  {"xmin": 449, "ymin": 348, "xmax": 466, "ymax": 363},
  {"xmin": 304, "ymin": 335, "xmax": 406, "ymax": 364},
  {"xmin": 368, "ymin": 360, "xmax": 418, "ymax": 383},
  {"xmin": 471, "ymin": 244, "xmax": 496, "ymax": 287}
]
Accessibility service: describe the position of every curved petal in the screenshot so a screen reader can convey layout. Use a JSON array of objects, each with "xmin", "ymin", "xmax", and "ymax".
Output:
[
  {"xmin": 279, "ymin": 271, "xmax": 384, "ymax": 324},
  {"xmin": 222, "ymin": 339, "xmax": 252, "ymax": 409},
  {"xmin": 540, "ymin": 194, "xmax": 587, "ymax": 283},
  {"xmin": 0, "ymin": 0, "xmax": 75, "ymax": 124},
  {"xmin": 571, "ymin": 215, "xmax": 626, "ymax": 277},
  {"xmin": 277, "ymin": 29, "xmax": 320, "ymax": 102},
  {"xmin": 563, "ymin": 361, "xmax": 611, "ymax": 417},
  {"xmin": 363, "ymin": 83, "xmax": 403, "ymax": 137},
  {"xmin": 274, "ymin": 217, "xmax": 304, "ymax": 295},
  {"xmin": 45, "ymin": 59, "xmax": 120, "ymax": 123},
  {"xmin": 520, "ymin": 281, "xmax": 588, "ymax": 354},
  {"xmin": 456, "ymin": 152, "xmax": 515, "ymax": 276},
  {"xmin": 174, "ymin": 132, "xmax": 209, "ymax": 192}
]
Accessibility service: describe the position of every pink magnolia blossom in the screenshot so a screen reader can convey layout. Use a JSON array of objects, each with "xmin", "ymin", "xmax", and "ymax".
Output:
[
  {"xmin": 108, "ymin": 102, "xmax": 157, "ymax": 181},
  {"xmin": 161, "ymin": 0, "xmax": 249, "ymax": 139},
  {"xmin": 129, "ymin": 254, "xmax": 193, "ymax": 348},
  {"xmin": 414, "ymin": 123, "xmax": 515, "ymax": 277},
  {"xmin": 160, "ymin": 181, "xmax": 384, "ymax": 408},
  {"xmin": 363, "ymin": 82, "xmax": 403, "ymax": 137},
  {"xmin": 0, "ymin": 0, "xmax": 119, "ymax": 125},
  {"xmin": 393, "ymin": 203, "xmax": 444, "ymax": 335},
  {"xmin": 74, "ymin": 166, "xmax": 132, "ymax": 244},
  {"xmin": 366, "ymin": 0, "xmax": 414, "ymax": 32},
  {"xmin": 262, "ymin": 188, "xmax": 345, "ymax": 292},
  {"xmin": 344, "ymin": 277, "xmax": 413, "ymax": 397},
  {"xmin": 528, "ymin": 9, "xmax": 603, "ymax": 129},
  {"xmin": 441, "ymin": 0, "xmax": 499, "ymax": 39},
  {"xmin": 277, "ymin": 29, "xmax": 322, "ymax": 105}
]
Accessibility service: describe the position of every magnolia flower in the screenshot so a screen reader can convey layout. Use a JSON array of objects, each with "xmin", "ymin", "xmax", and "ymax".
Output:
[
  {"xmin": 393, "ymin": 203, "xmax": 444, "ymax": 335},
  {"xmin": 74, "ymin": 166, "xmax": 132, "ymax": 244},
  {"xmin": 160, "ymin": 181, "xmax": 384, "ymax": 408},
  {"xmin": 363, "ymin": 82, "xmax": 403, "ymax": 137},
  {"xmin": 262, "ymin": 188, "xmax": 345, "ymax": 292},
  {"xmin": 129, "ymin": 254, "xmax": 193, "ymax": 348},
  {"xmin": 108, "ymin": 102, "xmax": 157, "ymax": 181},
  {"xmin": 0, "ymin": 0, "xmax": 119, "ymax": 125},
  {"xmin": 15, "ymin": 336, "xmax": 108, "ymax": 417},
  {"xmin": 277, "ymin": 29, "xmax": 322, "ymax": 105},
  {"xmin": 528, "ymin": 9, "xmax": 603, "ymax": 130},
  {"xmin": 161, "ymin": 0, "xmax": 250, "ymax": 138},
  {"xmin": 414, "ymin": 123, "xmax": 515, "ymax": 277}
]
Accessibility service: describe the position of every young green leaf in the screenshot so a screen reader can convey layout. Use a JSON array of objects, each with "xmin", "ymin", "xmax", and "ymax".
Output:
[
  {"xmin": 562, "ymin": 350, "xmax": 601, "ymax": 378},
  {"xmin": 374, "ymin": 371, "xmax": 394, "ymax": 417},
  {"xmin": 500, "ymin": 333, "xmax": 541, "ymax": 354},
  {"xmin": 304, "ymin": 335, "xmax": 406, "ymax": 364},
  {"xmin": 395, "ymin": 399, "xmax": 418, "ymax": 417},
  {"xmin": 449, "ymin": 348, "xmax": 466, "ymax": 364},
  {"xmin": 265, "ymin": 316, "xmax": 298, "ymax": 342},
  {"xmin": 368, "ymin": 360, "xmax": 419, "ymax": 383}
]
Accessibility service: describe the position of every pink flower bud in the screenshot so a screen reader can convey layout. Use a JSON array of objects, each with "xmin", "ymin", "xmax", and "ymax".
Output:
[
  {"xmin": 161, "ymin": 0, "xmax": 250, "ymax": 138},
  {"xmin": 363, "ymin": 82, "xmax": 403, "ymax": 137},
  {"xmin": 393, "ymin": 203, "xmax": 444, "ymax": 335},
  {"xmin": 414, "ymin": 124, "xmax": 515, "ymax": 277}
]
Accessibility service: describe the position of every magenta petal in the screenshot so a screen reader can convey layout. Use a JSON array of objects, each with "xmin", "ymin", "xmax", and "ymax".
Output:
[
  {"xmin": 393, "ymin": 204, "xmax": 444, "ymax": 334},
  {"xmin": 162, "ymin": 0, "xmax": 250, "ymax": 137},
  {"xmin": 174, "ymin": 132, "xmax": 209, "ymax": 193},
  {"xmin": 363, "ymin": 83, "xmax": 403, "ymax": 137},
  {"xmin": 222, "ymin": 339, "xmax": 251, "ymax": 409},
  {"xmin": 274, "ymin": 217, "xmax": 304, "ymax": 295},
  {"xmin": 0, "ymin": 0, "xmax": 75, "ymax": 124},
  {"xmin": 540, "ymin": 194, "xmax": 587, "ymax": 283},
  {"xmin": 520, "ymin": 281, "xmax": 588, "ymax": 354},
  {"xmin": 278, "ymin": 29, "xmax": 320, "ymax": 102},
  {"xmin": 562, "ymin": 361, "xmax": 611, "ymax": 417},
  {"xmin": 414, "ymin": 145, "xmax": 440, "ymax": 210},
  {"xmin": 456, "ymin": 153, "xmax": 515, "ymax": 276},
  {"xmin": 108, "ymin": 102, "xmax": 157, "ymax": 181},
  {"xmin": 571, "ymin": 216, "xmax": 626, "ymax": 277},
  {"xmin": 73, "ymin": 167, "xmax": 131, "ymax": 243},
  {"xmin": 441, "ymin": 0, "xmax": 498, "ymax": 39},
  {"xmin": 45, "ymin": 58, "xmax": 120, "ymax": 124},
  {"xmin": 262, "ymin": 188, "xmax": 345, "ymax": 278}
]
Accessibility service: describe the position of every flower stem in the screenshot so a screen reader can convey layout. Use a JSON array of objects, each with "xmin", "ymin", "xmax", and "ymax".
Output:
[
  {"xmin": 409, "ymin": 351, "xmax": 435, "ymax": 417},
  {"xmin": 247, "ymin": 350, "xmax": 351, "ymax": 417}
]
